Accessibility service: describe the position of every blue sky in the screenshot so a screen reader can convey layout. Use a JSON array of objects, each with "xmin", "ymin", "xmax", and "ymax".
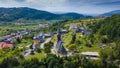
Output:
[{"xmin": 0, "ymin": 0, "xmax": 120, "ymax": 15}]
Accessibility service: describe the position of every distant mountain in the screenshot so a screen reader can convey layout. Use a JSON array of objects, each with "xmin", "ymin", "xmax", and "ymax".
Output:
[
  {"xmin": 58, "ymin": 13, "xmax": 92, "ymax": 20},
  {"xmin": 0, "ymin": 7, "xmax": 92, "ymax": 22},
  {"xmin": 99, "ymin": 10, "xmax": 120, "ymax": 17}
]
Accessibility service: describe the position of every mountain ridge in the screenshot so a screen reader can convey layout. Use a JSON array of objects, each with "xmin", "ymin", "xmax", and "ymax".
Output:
[
  {"xmin": 99, "ymin": 10, "xmax": 120, "ymax": 17},
  {"xmin": 0, "ymin": 7, "xmax": 92, "ymax": 22}
]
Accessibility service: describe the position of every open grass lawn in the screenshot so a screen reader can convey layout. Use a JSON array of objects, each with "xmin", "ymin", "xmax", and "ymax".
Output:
[
  {"xmin": 25, "ymin": 52, "xmax": 46, "ymax": 61},
  {"xmin": 16, "ymin": 39, "xmax": 33, "ymax": 48},
  {"xmin": 0, "ymin": 25, "xmax": 35, "ymax": 36},
  {"xmin": 63, "ymin": 32, "xmax": 72, "ymax": 47},
  {"xmin": 79, "ymin": 45, "xmax": 101, "ymax": 52},
  {"xmin": 51, "ymin": 31, "xmax": 101, "ymax": 52},
  {"xmin": 61, "ymin": 31, "xmax": 102, "ymax": 52}
]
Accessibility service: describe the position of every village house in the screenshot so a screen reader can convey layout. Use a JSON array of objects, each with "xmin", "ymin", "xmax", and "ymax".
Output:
[
  {"xmin": 0, "ymin": 43, "xmax": 14, "ymax": 49},
  {"xmin": 32, "ymin": 36, "xmax": 39, "ymax": 49},
  {"xmin": 69, "ymin": 24, "xmax": 77, "ymax": 30},
  {"xmin": 37, "ymin": 32, "xmax": 45, "ymax": 42},
  {"xmin": 0, "ymin": 38, "xmax": 14, "ymax": 49},
  {"xmin": 44, "ymin": 32, "xmax": 54, "ymax": 38},
  {"xmin": 38, "ymin": 24, "xmax": 49, "ymax": 28},
  {"xmin": 69, "ymin": 24, "xmax": 81, "ymax": 32},
  {"xmin": 79, "ymin": 26, "xmax": 86, "ymax": 32},
  {"xmin": 61, "ymin": 29, "xmax": 69, "ymax": 34},
  {"xmin": 81, "ymin": 52, "xmax": 99, "ymax": 60},
  {"xmin": 82, "ymin": 30, "xmax": 92, "ymax": 35}
]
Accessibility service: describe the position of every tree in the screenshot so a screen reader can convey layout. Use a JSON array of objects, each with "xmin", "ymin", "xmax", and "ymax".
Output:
[
  {"xmin": 43, "ymin": 41, "xmax": 53, "ymax": 54},
  {"xmin": 71, "ymin": 32, "xmax": 76, "ymax": 44},
  {"xmin": 68, "ymin": 44, "xmax": 76, "ymax": 51},
  {"xmin": 16, "ymin": 38, "xmax": 21, "ymax": 43},
  {"xmin": 30, "ymin": 50, "xmax": 35, "ymax": 55},
  {"xmin": 0, "ymin": 57, "xmax": 19, "ymax": 68},
  {"xmin": 36, "ymin": 48, "xmax": 41, "ymax": 53}
]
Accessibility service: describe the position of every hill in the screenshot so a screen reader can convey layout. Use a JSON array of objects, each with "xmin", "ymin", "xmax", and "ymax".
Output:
[
  {"xmin": 99, "ymin": 10, "xmax": 120, "ymax": 17},
  {"xmin": 0, "ymin": 7, "xmax": 91, "ymax": 22},
  {"xmin": 92, "ymin": 14, "xmax": 120, "ymax": 42}
]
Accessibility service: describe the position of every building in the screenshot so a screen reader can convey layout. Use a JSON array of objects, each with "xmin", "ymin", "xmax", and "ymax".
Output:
[
  {"xmin": 79, "ymin": 26, "xmax": 86, "ymax": 32},
  {"xmin": 69, "ymin": 24, "xmax": 80, "ymax": 32},
  {"xmin": 69, "ymin": 24, "xmax": 77, "ymax": 30},
  {"xmin": 81, "ymin": 52, "xmax": 99, "ymax": 60},
  {"xmin": 37, "ymin": 32, "xmax": 45, "ymax": 42},
  {"xmin": 44, "ymin": 32, "xmax": 54, "ymax": 38},
  {"xmin": 0, "ymin": 42, "xmax": 14, "ymax": 49},
  {"xmin": 5, "ymin": 38, "xmax": 14, "ymax": 44},
  {"xmin": 82, "ymin": 30, "xmax": 92, "ymax": 35},
  {"xmin": 37, "ymin": 35, "xmax": 44, "ymax": 43},
  {"xmin": 33, "ymin": 36, "xmax": 39, "ymax": 49},
  {"xmin": 55, "ymin": 24, "xmax": 66, "ymax": 54},
  {"xmin": 78, "ymin": 26, "xmax": 92, "ymax": 35},
  {"xmin": 61, "ymin": 29, "xmax": 69, "ymax": 34},
  {"xmin": 39, "ymin": 24, "xmax": 49, "ymax": 28}
]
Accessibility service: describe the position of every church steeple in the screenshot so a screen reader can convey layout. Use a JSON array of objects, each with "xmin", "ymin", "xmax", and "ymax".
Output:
[
  {"xmin": 55, "ymin": 22, "xmax": 66, "ymax": 54},
  {"xmin": 57, "ymin": 23, "xmax": 61, "ymax": 42}
]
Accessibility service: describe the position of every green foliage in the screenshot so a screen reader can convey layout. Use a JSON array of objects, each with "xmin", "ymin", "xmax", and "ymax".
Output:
[
  {"xmin": 68, "ymin": 44, "xmax": 77, "ymax": 51},
  {"xmin": 43, "ymin": 41, "xmax": 53, "ymax": 54},
  {"xmin": 30, "ymin": 50, "xmax": 35, "ymax": 55},
  {"xmin": 0, "ymin": 50, "xmax": 119, "ymax": 68},
  {"xmin": 0, "ymin": 57, "xmax": 19, "ymax": 68},
  {"xmin": 36, "ymin": 48, "xmax": 41, "ymax": 53},
  {"xmin": 93, "ymin": 14, "xmax": 120, "ymax": 42},
  {"xmin": 71, "ymin": 32, "xmax": 76, "ymax": 44},
  {"xmin": 0, "ymin": 7, "xmax": 91, "ymax": 22}
]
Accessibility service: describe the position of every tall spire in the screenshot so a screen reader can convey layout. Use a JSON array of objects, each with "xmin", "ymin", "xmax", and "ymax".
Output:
[
  {"xmin": 55, "ymin": 22, "xmax": 66, "ymax": 54},
  {"xmin": 57, "ymin": 22, "xmax": 61, "ymax": 42}
]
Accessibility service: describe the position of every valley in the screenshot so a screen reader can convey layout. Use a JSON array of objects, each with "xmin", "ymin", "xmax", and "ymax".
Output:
[{"xmin": 0, "ymin": 14, "xmax": 120, "ymax": 68}]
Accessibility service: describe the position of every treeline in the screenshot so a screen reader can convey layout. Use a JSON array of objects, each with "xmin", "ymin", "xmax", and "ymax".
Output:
[
  {"xmin": 0, "ymin": 54, "xmax": 118, "ymax": 68},
  {"xmin": 90, "ymin": 14, "xmax": 120, "ymax": 67},
  {"xmin": 0, "ymin": 7, "xmax": 91, "ymax": 22},
  {"xmin": 92, "ymin": 14, "xmax": 120, "ymax": 42}
]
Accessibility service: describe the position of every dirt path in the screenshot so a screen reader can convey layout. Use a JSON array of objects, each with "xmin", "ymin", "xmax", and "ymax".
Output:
[{"xmin": 40, "ymin": 38, "xmax": 52, "ymax": 49}]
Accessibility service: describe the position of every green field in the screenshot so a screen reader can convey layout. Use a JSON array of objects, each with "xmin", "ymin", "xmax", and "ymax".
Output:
[{"xmin": 25, "ymin": 52, "xmax": 46, "ymax": 61}]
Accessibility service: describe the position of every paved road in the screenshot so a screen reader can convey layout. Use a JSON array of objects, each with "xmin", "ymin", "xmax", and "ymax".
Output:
[
  {"xmin": 23, "ymin": 49, "xmax": 32, "ymax": 56},
  {"xmin": 40, "ymin": 38, "xmax": 52, "ymax": 49}
]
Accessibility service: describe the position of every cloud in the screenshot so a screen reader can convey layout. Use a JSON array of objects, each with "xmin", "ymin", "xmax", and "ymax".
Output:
[
  {"xmin": 0, "ymin": 0, "xmax": 120, "ymax": 14},
  {"xmin": 96, "ymin": 1, "xmax": 120, "ymax": 6},
  {"xmin": 14, "ymin": 0, "xmax": 26, "ymax": 2}
]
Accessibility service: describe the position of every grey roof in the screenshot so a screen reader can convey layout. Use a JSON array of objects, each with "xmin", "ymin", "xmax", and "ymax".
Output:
[
  {"xmin": 82, "ymin": 30, "xmax": 92, "ymax": 35},
  {"xmin": 79, "ymin": 26, "xmax": 86, "ymax": 31},
  {"xmin": 38, "ymin": 32, "xmax": 45, "ymax": 36},
  {"xmin": 55, "ymin": 41, "xmax": 66, "ymax": 54},
  {"xmin": 33, "ymin": 36, "xmax": 38, "ymax": 40},
  {"xmin": 69, "ymin": 24, "xmax": 77, "ymax": 30}
]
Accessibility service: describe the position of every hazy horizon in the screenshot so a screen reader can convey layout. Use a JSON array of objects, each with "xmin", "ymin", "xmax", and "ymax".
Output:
[{"xmin": 0, "ymin": 0, "xmax": 120, "ymax": 15}]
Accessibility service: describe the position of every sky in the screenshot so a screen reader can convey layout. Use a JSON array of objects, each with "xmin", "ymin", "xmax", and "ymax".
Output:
[{"xmin": 0, "ymin": 0, "xmax": 120, "ymax": 15}]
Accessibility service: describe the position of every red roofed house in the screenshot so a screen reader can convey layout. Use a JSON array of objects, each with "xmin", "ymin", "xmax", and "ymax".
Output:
[{"xmin": 0, "ymin": 43, "xmax": 14, "ymax": 49}]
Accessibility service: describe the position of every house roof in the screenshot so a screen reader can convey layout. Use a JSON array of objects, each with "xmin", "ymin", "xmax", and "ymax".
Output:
[
  {"xmin": 0, "ymin": 43, "xmax": 14, "ymax": 48},
  {"xmin": 79, "ymin": 26, "xmax": 86, "ymax": 31},
  {"xmin": 33, "ymin": 36, "xmax": 38, "ymax": 40},
  {"xmin": 81, "ymin": 52, "xmax": 99, "ymax": 56},
  {"xmin": 16, "ymin": 35, "xmax": 22, "ymax": 38}
]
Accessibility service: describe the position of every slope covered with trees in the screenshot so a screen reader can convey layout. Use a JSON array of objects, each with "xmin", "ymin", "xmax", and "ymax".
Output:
[
  {"xmin": 0, "ymin": 7, "xmax": 92, "ymax": 22},
  {"xmin": 93, "ymin": 14, "xmax": 120, "ymax": 42}
]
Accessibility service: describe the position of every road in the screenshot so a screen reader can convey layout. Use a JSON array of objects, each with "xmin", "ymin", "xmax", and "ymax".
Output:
[
  {"xmin": 40, "ymin": 38, "xmax": 52, "ymax": 49},
  {"xmin": 23, "ymin": 37, "xmax": 52, "ymax": 57},
  {"xmin": 23, "ymin": 49, "xmax": 32, "ymax": 56}
]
